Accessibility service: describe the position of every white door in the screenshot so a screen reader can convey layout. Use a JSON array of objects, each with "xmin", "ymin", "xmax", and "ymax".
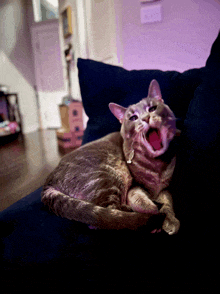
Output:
[
  {"xmin": 31, "ymin": 19, "xmax": 66, "ymax": 129},
  {"xmin": 83, "ymin": 0, "xmax": 119, "ymax": 65}
]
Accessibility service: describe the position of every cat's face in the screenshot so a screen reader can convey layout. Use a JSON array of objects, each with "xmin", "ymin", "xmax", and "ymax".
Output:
[{"xmin": 109, "ymin": 80, "xmax": 176, "ymax": 158}]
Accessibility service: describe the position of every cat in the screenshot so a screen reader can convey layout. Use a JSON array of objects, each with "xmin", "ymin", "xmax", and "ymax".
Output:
[{"xmin": 42, "ymin": 79, "xmax": 180, "ymax": 235}]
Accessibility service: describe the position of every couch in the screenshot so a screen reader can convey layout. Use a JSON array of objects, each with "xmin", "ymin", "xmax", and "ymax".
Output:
[{"xmin": 1, "ymin": 31, "xmax": 219, "ymax": 293}]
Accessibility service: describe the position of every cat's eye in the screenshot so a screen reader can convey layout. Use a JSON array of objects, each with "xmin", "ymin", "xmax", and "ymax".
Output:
[
  {"xmin": 129, "ymin": 114, "xmax": 138, "ymax": 121},
  {"xmin": 149, "ymin": 106, "xmax": 157, "ymax": 112}
]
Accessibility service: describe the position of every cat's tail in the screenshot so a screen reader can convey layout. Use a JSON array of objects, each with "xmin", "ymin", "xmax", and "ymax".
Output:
[{"xmin": 42, "ymin": 187, "xmax": 165, "ymax": 230}]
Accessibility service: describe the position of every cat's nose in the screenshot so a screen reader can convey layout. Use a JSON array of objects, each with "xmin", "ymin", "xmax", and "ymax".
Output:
[{"xmin": 143, "ymin": 115, "xmax": 150, "ymax": 123}]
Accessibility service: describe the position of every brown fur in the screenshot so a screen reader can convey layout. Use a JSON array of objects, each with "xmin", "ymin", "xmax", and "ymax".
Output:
[{"xmin": 42, "ymin": 80, "xmax": 180, "ymax": 234}]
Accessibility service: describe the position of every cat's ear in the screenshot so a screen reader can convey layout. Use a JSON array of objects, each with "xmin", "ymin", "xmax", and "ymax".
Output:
[
  {"xmin": 148, "ymin": 79, "xmax": 164, "ymax": 103},
  {"xmin": 109, "ymin": 103, "xmax": 127, "ymax": 124}
]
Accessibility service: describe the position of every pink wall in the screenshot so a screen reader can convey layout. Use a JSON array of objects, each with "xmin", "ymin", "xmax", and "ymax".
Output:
[{"xmin": 120, "ymin": 0, "xmax": 220, "ymax": 72}]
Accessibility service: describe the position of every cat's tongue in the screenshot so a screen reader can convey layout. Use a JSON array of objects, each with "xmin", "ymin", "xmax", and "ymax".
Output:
[{"xmin": 148, "ymin": 129, "xmax": 162, "ymax": 151}]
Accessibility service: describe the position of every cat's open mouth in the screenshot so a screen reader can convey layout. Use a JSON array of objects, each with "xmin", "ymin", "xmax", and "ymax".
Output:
[{"xmin": 145, "ymin": 128, "xmax": 163, "ymax": 151}]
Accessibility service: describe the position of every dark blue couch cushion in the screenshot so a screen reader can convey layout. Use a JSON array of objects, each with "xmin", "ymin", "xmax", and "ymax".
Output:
[
  {"xmin": 173, "ymin": 45, "xmax": 220, "ymax": 240},
  {"xmin": 1, "ymin": 187, "xmax": 74, "ymax": 265},
  {"xmin": 0, "ymin": 188, "xmax": 192, "ymax": 292},
  {"xmin": 78, "ymin": 58, "xmax": 203, "ymax": 144}
]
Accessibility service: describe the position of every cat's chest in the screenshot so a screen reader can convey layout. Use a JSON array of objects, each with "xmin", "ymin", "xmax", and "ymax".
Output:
[{"xmin": 129, "ymin": 153, "xmax": 176, "ymax": 197}]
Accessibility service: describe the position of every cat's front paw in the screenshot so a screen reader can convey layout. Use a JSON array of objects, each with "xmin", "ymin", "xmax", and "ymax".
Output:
[{"xmin": 162, "ymin": 216, "xmax": 180, "ymax": 235}]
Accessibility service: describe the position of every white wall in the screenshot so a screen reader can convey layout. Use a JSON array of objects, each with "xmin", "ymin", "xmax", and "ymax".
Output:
[
  {"xmin": 115, "ymin": 0, "xmax": 220, "ymax": 72},
  {"xmin": 58, "ymin": 0, "xmax": 84, "ymax": 101},
  {"xmin": 59, "ymin": 0, "xmax": 120, "ymax": 100},
  {"xmin": 84, "ymin": 0, "xmax": 118, "ymax": 64},
  {"xmin": 0, "ymin": 0, "xmax": 39, "ymax": 134}
]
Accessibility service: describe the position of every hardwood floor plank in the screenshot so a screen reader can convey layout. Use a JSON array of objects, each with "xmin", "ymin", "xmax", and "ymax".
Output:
[{"xmin": 0, "ymin": 130, "xmax": 72, "ymax": 211}]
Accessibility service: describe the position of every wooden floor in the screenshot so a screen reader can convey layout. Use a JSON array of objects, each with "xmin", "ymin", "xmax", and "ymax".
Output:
[{"xmin": 0, "ymin": 130, "xmax": 73, "ymax": 211}]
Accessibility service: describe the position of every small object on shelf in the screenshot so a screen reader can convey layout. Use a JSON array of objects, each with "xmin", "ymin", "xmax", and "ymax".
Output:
[
  {"xmin": 62, "ymin": 94, "xmax": 74, "ymax": 106},
  {"xmin": 0, "ymin": 92, "xmax": 22, "ymax": 144},
  {"xmin": 56, "ymin": 101, "xmax": 84, "ymax": 149}
]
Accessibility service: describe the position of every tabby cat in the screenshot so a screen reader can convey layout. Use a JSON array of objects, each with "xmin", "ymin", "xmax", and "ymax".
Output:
[{"xmin": 42, "ymin": 80, "xmax": 180, "ymax": 235}]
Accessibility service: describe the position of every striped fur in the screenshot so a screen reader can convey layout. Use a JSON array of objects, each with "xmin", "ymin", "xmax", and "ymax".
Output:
[
  {"xmin": 42, "ymin": 80, "xmax": 179, "ymax": 233},
  {"xmin": 42, "ymin": 132, "xmax": 164, "ymax": 230},
  {"xmin": 42, "ymin": 187, "xmax": 164, "ymax": 230}
]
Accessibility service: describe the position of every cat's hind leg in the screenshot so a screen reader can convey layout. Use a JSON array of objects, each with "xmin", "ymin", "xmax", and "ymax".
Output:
[{"xmin": 127, "ymin": 187, "xmax": 158, "ymax": 214}]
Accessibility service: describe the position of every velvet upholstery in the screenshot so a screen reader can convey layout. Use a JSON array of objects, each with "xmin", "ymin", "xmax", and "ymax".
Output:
[{"xmin": 78, "ymin": 58, "xmax": 203, "ymax": 144}]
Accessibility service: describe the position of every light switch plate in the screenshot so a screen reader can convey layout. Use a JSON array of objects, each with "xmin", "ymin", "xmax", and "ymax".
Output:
[{"xmin": 140, "ymin": 3, "xmax": 162, "ymax": 24}]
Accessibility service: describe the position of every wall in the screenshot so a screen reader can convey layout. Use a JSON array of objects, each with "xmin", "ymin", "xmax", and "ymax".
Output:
[
  {"xmin": 59, "ymin": 0, "xmax": 83, "ymax": 101},
  {"xmin": 0, "ymin": 0, "xmax": 39, "ymax": 134},
  {"xmin": 84, "ymin": 0, "xmax": 118, "ymax": 64},
  {"xmin": 116, "ymin": 0, "xmax": 220, "ymax": 72}
]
